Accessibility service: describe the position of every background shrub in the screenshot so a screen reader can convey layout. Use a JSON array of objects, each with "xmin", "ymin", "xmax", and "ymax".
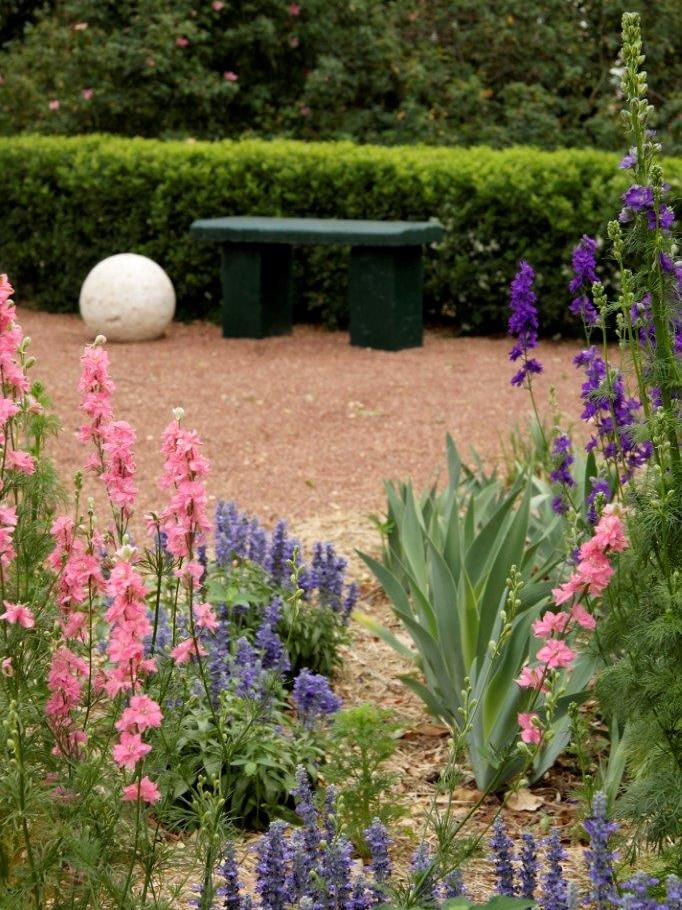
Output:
[
  {"xmin": 0, "ymin": 0, "xmax": 680, "ymax": 154},
  {"xmin": 0, "ymin": 134, "xmax": 680, "ymax": 334}
]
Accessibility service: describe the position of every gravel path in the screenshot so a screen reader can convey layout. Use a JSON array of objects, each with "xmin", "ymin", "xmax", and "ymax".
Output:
[{"xmin": 18, "ymin": 307, "xmax": 589, "ymax": 537}]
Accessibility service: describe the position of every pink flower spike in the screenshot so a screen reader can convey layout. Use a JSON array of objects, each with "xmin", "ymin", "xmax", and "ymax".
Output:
[
  {"xmin": 175, "ymin": 36, "xmax": 189, "ymax": 47},
  {"xmin": 122, "ymin": 776, "xmax": 161, "ymax": 804},
  {"xmin": 288, "ymin": 3, "xmax": 301, "ymax": 15},
  {"xmin": 570, "ymin": 603, "xmax": 597, "ymax": 631},
  {"xmin": 49, "ymin": 99, "xmax": 60, "ymax": 111},
  {"xmin": 531, "ymin": 610, "xmax": 570, "ymax": 639},
  {"xmin": 223, "ymin": 71, "xmax": 238, "ymax": 82},
  {"xmin": 0, "ymin": 601, "xmax": 35, "ymax": 628},
  {"xmin": 171, "ymin": 637, "xmax": 206, "ymax": 665},
  {"xmin": 81, "ymin": 88, "xmax": 94, "ymax": 101},
  {"xmin": 112, "ymin": 732, "xmax": 152, "ymax": 771},
  {"xmin": 536, "ymin": 638, "xmax": 576, "ymax": 670},
  {"xmin": 518, "ymin": 712, "xmax": 542, "ymax": 744}
]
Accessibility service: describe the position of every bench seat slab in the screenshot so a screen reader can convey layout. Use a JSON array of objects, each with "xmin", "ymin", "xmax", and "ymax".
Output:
[{"xmin": 349, "ymin": 246, "xmax": 423, "ymax": 351}]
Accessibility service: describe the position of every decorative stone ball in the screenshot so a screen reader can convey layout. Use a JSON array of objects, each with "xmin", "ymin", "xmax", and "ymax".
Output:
[{"xmin": 79, "ymin": 253, "xmax": 176, "ymax": 342}]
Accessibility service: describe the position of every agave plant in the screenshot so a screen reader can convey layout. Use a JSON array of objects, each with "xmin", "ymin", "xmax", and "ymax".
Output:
[{"xmin": 360, "ymin": 436, "xmax": 595, "ymax": 791}]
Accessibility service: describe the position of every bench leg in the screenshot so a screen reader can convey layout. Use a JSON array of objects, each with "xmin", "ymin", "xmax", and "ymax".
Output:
[
  {"xmin": 348, "ymin": 246, "xmax": 424, "ymax": 351},
  {"xmin": 219, "ymin": 244, "xmax": 293, "ymax": 338}
]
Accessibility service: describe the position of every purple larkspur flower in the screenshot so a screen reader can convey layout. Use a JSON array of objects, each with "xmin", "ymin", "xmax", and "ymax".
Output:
[
  {"xmin": 620, "ymin": 184, "xmax": 674, "ymax": 233},
  {"xmin": 568, "ymin": 235, "xmax": 599, "ymax": 326},
  {"xmin": 490, "ymin": 816, "xmax": 516, "ymax": 896},
  {"xmin": 292, "ymin": 669, "xmax": 341, "ymax": 726},
  {"xmin": 573, "ymin": 347, "xmax": 651, "ymax": 480},
  {"xmin": 549, "ymin": 433, "xmax": 576, "ymax": 514},
  {"xmin": 583, "ymin": 792, "xmax": 618, "ymax": 910},
  {"xmin": 586, "ymin": 477, "xmax": 612, "ymax": 524},
  {"xmin": 266, "ymin": 519, "xmax": 301, "ymax": 587},
  {"xmin": 540, "ymin": 829, "xmax": 568, "ymax": 910},
  {"xmin": 508, "ymin": 261, "xmax": 543, "ymax": 388},
  {"xmin": 619, "ymin": 148, "xmax": 637, "ymax": 169}
]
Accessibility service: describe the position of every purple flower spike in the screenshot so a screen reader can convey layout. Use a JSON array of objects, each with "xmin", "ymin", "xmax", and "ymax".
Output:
[
  {"xmin": 490, "ymin": 816, "xmax": 516, "ymax": 896},
  {"xmin": 292, "ymin": 669, "xmax": 341, "ymax": 726},
  {"xmin": 583, "ymin": 792, "xmax": 618, "ymax": 910},
  {"xmin": 508, "ymin": 261, "xmax": 543, "ymax": 388},
  {"xmin": 569, "ymin": 235, "xmax": 600, "ymax": 326},
  {"xmin": 540, "ymin": 828, "xmax": 568, "ymax": 910}
]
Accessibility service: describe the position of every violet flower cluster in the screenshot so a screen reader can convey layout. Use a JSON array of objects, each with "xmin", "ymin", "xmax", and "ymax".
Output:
[
  {"xmin": 192, "ymin": 791, "xmax": 682, "ymax": 910},
  {"xmin": 215, "ymin": 501, "xmax": 358, "ymax": 624},
  {"xmin": 508, "ymin": 260, "xmax": 543, "ymax": 388},
  {"xmin": 569, "ymin": 235, "xmax": 600, "ymax": 327},
  {"xmin": 573, "ymin": 346, "xmax": 652, "ymax": 480}
]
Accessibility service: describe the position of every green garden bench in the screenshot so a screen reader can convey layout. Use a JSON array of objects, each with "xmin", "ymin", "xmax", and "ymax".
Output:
[{"xmin": 189, "ymin": 216, "xmax": 444, "ymax": 351}]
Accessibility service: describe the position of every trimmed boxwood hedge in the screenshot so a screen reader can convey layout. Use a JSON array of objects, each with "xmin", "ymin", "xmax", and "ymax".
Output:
[{"xmin": 0, "ymin": 134, "xmax": 680, "ymax": 334}]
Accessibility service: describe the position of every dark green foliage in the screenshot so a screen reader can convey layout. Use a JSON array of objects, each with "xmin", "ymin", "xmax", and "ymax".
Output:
[
  {"xmin": 595, "ymin": 475, "xmax": 682, "ymax": 869},
  {"xmin": 0, "ymin": 0, "xmax": 681, "ymax": 154},
  {"xmin": 1, "ymin": 134, "xmax": 681, "ymax": 334},
  {"xmin": 324, "ymin": 704, "xmax": 407, "ymax": 856}
]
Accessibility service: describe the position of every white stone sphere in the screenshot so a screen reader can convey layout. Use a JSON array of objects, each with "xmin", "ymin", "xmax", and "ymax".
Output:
[{"xmin": 79, "ymin": 253, "xmax": 176, "ymax": 342}]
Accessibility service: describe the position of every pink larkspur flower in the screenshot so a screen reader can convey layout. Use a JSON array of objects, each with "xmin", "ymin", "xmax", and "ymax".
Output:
[
  {"xmin": 570, "ymin": 603, "xmax": 596, "ymax": 630},
  {"xmin": 112, "ymin": 732, "xmax": 152, "ymax": 771},
  {"xmin": 122, "ymin": 776, "xmax": 161, "ymax": 804},
  {"xmin": 5, "ymin": 449, "xmax": 36, "ymax": 474},
  {"xmin": 518, "ymin": 712, "xmax": 542, "ymax": 744},
  {"xmin": 171, "ymin": 637, "xmax": 206, "ymax": 665},
  {"xmin": 193, "ymin": 602, "xmax": 219, "ymax": 631},
  {"xmin": 115, "ymin": 694, "xmax": 163, "ymax": 733},
  {"xmin": 515, "ymin": 665, "xmax": 548, "ymax": 692},
  {"xmin": 288, "ymin": 3, "xmax": 301, "ymax": 14},
  {"xmin": 223, "ymin": 71, "xmax": 238, "ymax": 82},
  {"xmin": 536, "ymin": 638, "xmax": 576, "ymax": 670},
  {"xmin": 531, "ymin": 610, "xmax": 570, "ymax": 639},
  {"xmin": 2, "ymin": 657, "xmax": 13, "ymax": 675},
  {"xmin": 0, "ymin": 601, "xmax": 35, "ymax": 628},
  {"xmin": 81, "ymin": 88, "xmax": 93, "ymax": 101},
  {"xmin": 212, "ymin": 0, "xmax": 225, "ymax": 9},
  {"xmin": 49, "ymin": 99, "xmax": 60, "ymax": 110},
  {"xmin": 175, "ymin": 36, "xmax": 189, "ymax": 47}
]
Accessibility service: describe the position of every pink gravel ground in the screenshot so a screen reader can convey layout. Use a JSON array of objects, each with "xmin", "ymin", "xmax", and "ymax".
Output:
[{"xmin": 18, "ymin": 307, "xmax": 591, "ymax": 533}]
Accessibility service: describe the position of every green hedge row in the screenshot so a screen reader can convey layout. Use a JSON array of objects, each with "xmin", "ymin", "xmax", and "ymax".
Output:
[{"xmin": 1, "ymin": 135, "xmax": 680, "ymax": 334}]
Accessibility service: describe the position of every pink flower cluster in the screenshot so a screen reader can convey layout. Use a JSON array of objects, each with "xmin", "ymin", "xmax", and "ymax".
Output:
[
  {"xmin": 516, "ymin": 504, "xmax": 628, "ymax": 745},
  {"xmin": 45, "ymin": 516, "xmax": 106, "ymax": 755},
  {"xmin": 104, "ymin": 548, "xmax": 162, "ymax": 802},
  {"xmin": 0, "ymin": 275, "xmax": 36, "ymax": 481},
  {"xmin": 158, "ymin": 412, "xmax": 216, "ymax": 664},
  {"xmin": 78, "ymin": 342, "xmax": 138, "ymax": 519}
]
